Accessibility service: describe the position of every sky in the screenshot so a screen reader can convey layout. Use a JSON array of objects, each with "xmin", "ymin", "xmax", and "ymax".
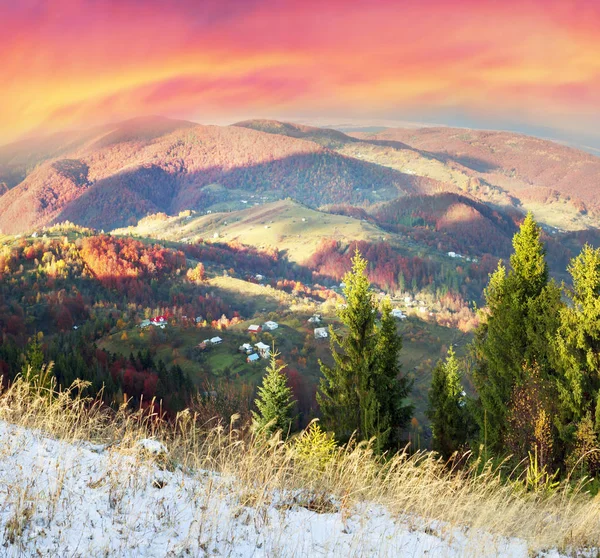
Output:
[{"xmin": 1, "ymin": 0, "xmax": 600, "ymax": 147}]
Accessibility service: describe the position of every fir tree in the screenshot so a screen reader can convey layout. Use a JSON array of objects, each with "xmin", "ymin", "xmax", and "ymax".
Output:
[
  {"xmin": 252, "ymin": 349, "xmax": 295, "ymax": 437},
  {"xmin": 21, "ymin": 337, "xmax": 54, "ymax": 390},
  {"xmin": 427, "ymin": 346, "xmax": 467, "ymax": 459},
  {"xmin": 372, "ymin": 298, "xmax": 413, "ymax": 449},
  {"xmin": 472, "ymin": 212, "xmax": 556, "ymax": 454},
  {"xmin": 318, "ymin": 250, "xmax": 377, "ymax": 442},
  {"xmin": 318, "ymin": 250, "xmax": 411, "ymax": 448},
  {"xmin": 556, "ymin": 244, "xmax": 600, "ymax": 422}
]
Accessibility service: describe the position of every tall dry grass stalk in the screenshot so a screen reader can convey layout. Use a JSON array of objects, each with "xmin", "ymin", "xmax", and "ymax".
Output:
[{"xmin": 0, "ymin": 373, "xmax": 599, "ymax": 554}]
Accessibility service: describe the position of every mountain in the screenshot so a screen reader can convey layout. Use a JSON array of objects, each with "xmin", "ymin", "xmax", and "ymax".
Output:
[
  {"xmin": 233, "ymin": 119, "xmax": 355, "ymax": 149},
  {"xmin": 0, "ymin": 118, "xmax": 439, "ymax": 233},
  {"xmin": 0, "ymin": 116, "xmax": 195, "ymax": 190},
  {"xmin": 1, "ymin": 117, "xmax": 599, "ymax": 236},
  {"xmin": 351, "ymin": 127, "xmax": 600, "ymax": 228}
]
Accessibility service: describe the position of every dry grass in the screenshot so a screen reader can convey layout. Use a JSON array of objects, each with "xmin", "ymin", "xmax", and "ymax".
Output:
[{"xmin": 0, "ymin": 374, "xmax": 599, "ymax": 555}]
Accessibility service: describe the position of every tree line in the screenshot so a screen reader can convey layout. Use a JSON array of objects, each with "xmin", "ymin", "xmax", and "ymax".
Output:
[{"xmin": 253, "ymin": 216, "xmax": 600, "ymax": 484}]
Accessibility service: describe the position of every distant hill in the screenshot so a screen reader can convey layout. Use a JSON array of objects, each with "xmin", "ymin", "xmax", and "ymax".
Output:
[
  {"xmin": 0, "ymin": 116, "xmax": 196, "ymax": 190},
  {"xmin": 352, "ymin": 127, "xmax": 600, "ymax": 228},
  {"xmin": 233, "ymin": 119, "xmax": 355, "ymax": 149},
  {"xmin": 1, "ymin": 117, "xmax": 599, "ymax": 237},
  {"xmin": 0, "ymin": 118, "xmax": 439, "ymax": 233}
]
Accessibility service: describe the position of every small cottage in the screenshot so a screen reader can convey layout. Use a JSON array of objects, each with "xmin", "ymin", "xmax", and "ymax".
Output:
[
  {"xmin": 255, "ymin": 342, "xmax": 270, "ymax": 358},
  {"xmin": 314, "ymin": 327, "xmax": 328, "ymax": 339}
]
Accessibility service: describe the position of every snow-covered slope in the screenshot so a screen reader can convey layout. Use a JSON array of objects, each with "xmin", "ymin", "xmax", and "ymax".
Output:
[{"xmin": 0, "ymin": 422, "xmax": 564, "ymax": 557}]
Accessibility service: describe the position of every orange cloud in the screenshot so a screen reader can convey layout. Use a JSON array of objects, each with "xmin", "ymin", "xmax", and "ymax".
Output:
[{"xmin": 1, "ymin": 0, "xmax": 599, "ymax": 144}]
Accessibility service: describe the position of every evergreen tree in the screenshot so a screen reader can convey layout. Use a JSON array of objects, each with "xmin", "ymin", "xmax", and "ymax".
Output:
[
  {"xmin": 318, "ymin": 250, "xmax": 411, "ymax": 448},
  {"xmin": 372, "ymin": 298, "xmax": 413, "ymax": 449},
  {"xmin": 427, "ymin": 346, "xmax": 467, "ymax": 459},
  {"xmin": 252, "ymin": 349, "xmax": 295, "ymax": 437},
  {"xmin": 472, "ymin": 213, "xmax": 555, "ymax": 454},
  {"xmin": 556, "ymin": 244, "xmax": 600, "ymax": 422},
  {"xmin": 318, "ymin": 250, "xmax": 377, "ymax": 442},
  {"xmin": 21, "ymin": 337, "xmax": 54, "ymax": 390}
]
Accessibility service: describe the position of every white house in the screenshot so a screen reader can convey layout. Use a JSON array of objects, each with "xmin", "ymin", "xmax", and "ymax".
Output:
[
  {"xmin": 139, "ymin": 319, "xmax": 151, "ymax": 328},
  {"xmin": 263, "ymin": 321, "xmax": 278, "ymax": 331},
  {"xmin": 308, "ymin": 314, "xmax": 321, "ymax": 324},
  {"xmin": 255, "ymin": 274, "xmax": 264, "ymax": 281},
  {"xmin": 314, "ymin": 327, "xmax": 328, "ymax": 339},
  {"xmin": 240, "ymin": 343, "xmax": 253, "ymax": 353},
  {"xmin": 391, "ymin": 309, "xmax": 407, "ymax": 320},
  {"xmin": 448, "ymin": 251, "xmax": 457, "ymax": 258},
  {"xmin": 211, "ymin": 337, "xmax": 223, "ymax": 345},
  {"xmin": 255, "ymin": 342, "xmax": 271, "ymax": 358}
]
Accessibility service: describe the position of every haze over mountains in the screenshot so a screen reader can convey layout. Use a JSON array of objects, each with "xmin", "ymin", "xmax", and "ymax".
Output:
[{"xmin": 1, "ymin": 116, "xmax": 599, "ymax": 243}]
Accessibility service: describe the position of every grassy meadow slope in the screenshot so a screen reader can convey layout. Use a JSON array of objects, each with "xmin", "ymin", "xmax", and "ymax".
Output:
[{"xmin": 114, "ymin": 199, "xmax": 391, "ymax": 262}]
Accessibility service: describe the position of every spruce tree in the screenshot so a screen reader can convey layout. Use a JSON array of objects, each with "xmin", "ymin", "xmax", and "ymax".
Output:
[
  {"xmin": 318, "ymin": 250, "xmax": 377, "ymax": 442},
  {"xmin": 21, "ymin": 337, "xmax": 53, "ymax": 390},
  {"xmin": 556, "ymin": 244, "xmax": 600, "ymax": 422},
  {"xmin": 318, "ymin": 250, "xmax": 411, "ymax": 448},
  {"xmin": 372, "ymin": 298, "xmax": 413, "ymax": 449},
  {"xmin": 472, "ymin": 212, "xmax": 555, "ymax": 454},
  {"xmin": 252, "ymin": 349, "xmax": 295, "ymax": 437},
  {"xmin": 427, "ymin": 346, "xmax": 467, "ymax": 459}
]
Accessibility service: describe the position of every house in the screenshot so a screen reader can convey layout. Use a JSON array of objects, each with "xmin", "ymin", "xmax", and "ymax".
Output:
[
  {"xmin": 255, "ymin": 342, "xmax": 270, "ymax": 358},
  {"xmin": 150, "ymin": 315, "xmax": 168, "ymax": 326},
  {"xmin": 308, "ymin": 314, "xmax": 321, "ymax": 324},
  {"xmin": 210, "ymin": 336, "xmax": 223, "ymax": 344},
  {"xmin": 197, "ymin": 342, "xmax": 208, "ymax": 351},
  {"xmin": 255, "ymin": 274, "xmax": 264, "ymax": 281},
  {"xmin": 314, "ymin": 327, "xmax": 328, "ymax": 339},
  {"xmin": 391, "ymin": 309, "xmax": 407, "ymax": 320},
  {"xmin": 247, "ymin": 324, "xmax": 262, "ymax": 334},
  {"xmin": 239, "ymin": 343, "xmax": 253, "ymax": 354},
  {"xmin": 263, "ymin": 321, "xmax": 278, "ymax": 331},
  {"xmin": 247, "ymin": 353, "xmax": 260, "ymax": 363},
  {"xmin": 448, "ymin": 251, "xmax": 457, "ymax": 258}
]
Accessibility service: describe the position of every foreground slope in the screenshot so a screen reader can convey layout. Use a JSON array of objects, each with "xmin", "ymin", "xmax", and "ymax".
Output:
[{"xmin": 0, "ymin": 409, "xmax": 579, "ymax": 558}]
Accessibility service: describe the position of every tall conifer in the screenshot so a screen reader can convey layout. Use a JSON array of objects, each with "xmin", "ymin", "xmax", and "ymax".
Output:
[
  {"xmin": 318, "ymin": 250, "xmax": 412, "ymax": 448},
  {"xmin": 427, "ymin": 346, "xmax": 467, "ymax": 459},
  {"xmin": 472, "ymin": 212, "xmax": 555, "ymax": 453}
]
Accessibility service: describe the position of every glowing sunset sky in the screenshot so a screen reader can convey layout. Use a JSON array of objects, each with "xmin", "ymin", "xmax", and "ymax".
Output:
[{"xmin": 1, "ymin": 0, "xmax": 600, "ymax": 146}]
